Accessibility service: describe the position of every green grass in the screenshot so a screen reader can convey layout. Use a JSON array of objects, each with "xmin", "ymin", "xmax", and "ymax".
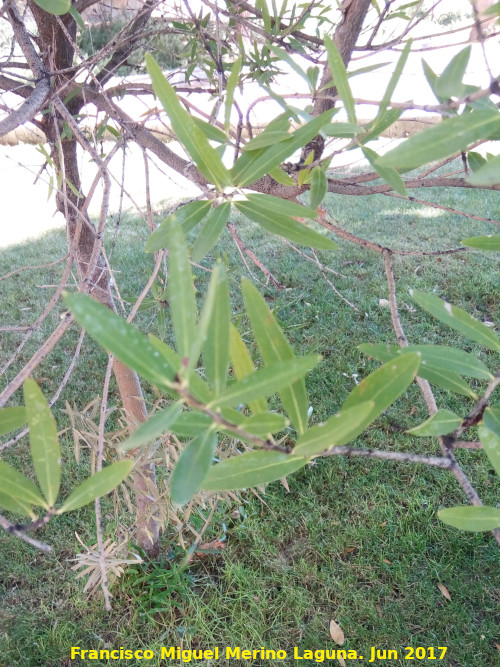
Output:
[{"xmin": 1, "ymin": 174, "xmax": 500, "ymax": 667}]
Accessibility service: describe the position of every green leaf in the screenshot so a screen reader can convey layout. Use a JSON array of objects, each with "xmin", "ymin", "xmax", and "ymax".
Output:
[
  {"xmin": 358, "ymin": 343, "xmax": 493, "ymax": 380},
  {"xmin": 64, "ymin": 292, "xmax": 176, "ymax": 389},
  {"xmin": 24, "ymin": 378, "xmax": 61, "ymax": 507},
  {"xmin": 211, "ymin": 356, "xmax": 321, "ymax": 409},
  {"xmin": 361, "ymin": 108, "xmax": 403, "ymax": 144},
  {"xmin": 0, "ymin": 461, "xmax": 47, "ymax": 508},
  {"xmin": 479, "ymin": 419, "xmax": 500, "ymax": 477},
  {"xmin": 59, "ymin": 461, "xmax": 135, "ymax": 513},
  {"xmin": 242, "ymin": 279, "xmax": 309, "ymax": 433},
  {"xmin": 148, "ymin": 335, "xmax": 212, "ymax": 404},
  {"xmin": 225, "ymin": 57, "xmax": 242, "ymax": 131},
  {"xmin": 146, "ymin": 201, "xmax": 211, "ymax": 251},
  {"xmin": 410, "ymin": 289, "xmax": 500, "ymax": 352},
  {"xmin": 376, "ymin": 40, "xmax": 412, "ymax": 124},
  {"xmin": 467, "ymin": 151, "xmax": 487, "ymax": 171},
  {"xmin": 378, "ymin": 111, "xmax": 500, "ymax": 171},
  {"xmin": 170, "ymin": 430, "xmax": 216, "ymax": 504},
  {"xmin": 167, "ymin": 216, "xmax": 197, "ymax": 362},
  {"xmin": 0, "ymin": 491, "xmax": 35, "ymax": 518},
  {"xmin": 435, "ymin": 46, "xmax": 471, "ymax": 99},
  {"xmin": 293, "ymin": 402, "xmax": 375, "ymax": 457},
  {"xmin": 242, "ymin": 131, "xmax": 293, "ymax": 151},
  {"xmin": 434, "ymin": 46, "xmax": 471, "ymax": 100},
  {"xmin": 467, "ymin": 153, "xmax": 500, "ymax": 186},
  {"xmin": 343, "ymin": 354, "xmax": 421, "ymax": 425},
  {"xmin": 118, "ymin": 402, "xmax": 183, "ymax": 452},
  {"xmin": 235, "ymin": 199, "xmax": 337, "ymax": 250},
  {"xmin": 309, "ymin": 167, "xmax": 328, "ymax": 209},
  {"xmin": 269, "ymin": 166, "xmax": 296, "ymax": 186},
  {"xmin": 322, "ymin": 122, "xmax": 364, "ymax": 138},
  {"xmin": 462, "ymin": 234, "xmax": 500, "ymax": 251},
  {"xmin": 146, "ymin": 54, "xmax": 231, "ymax": 189},
  {"xmin": 203, "ymin": 263, "xmax": 230, "ymax": 395},
  {"xmin": 363, "ymin": 146, "xmax": 407, "ymax": 196},
  {"xmin": 407, "ymin": 409, "xmax": 462, "ymax": 436},
  {"xmin": 244, "ymin": 193, "xmax": 319, "ymax": 219},
  {"xmin": 192, "ymin": 117, "xmax": 226, "ymax": 144},
  {"xmin": 422, "ymin": 59, "xmax": 446, "ymax": 104},
  {"xmin": 32, "ymin": 0, "xmax": 70, "ymax": 15},
  {"xmin": 483, "ymin": 407, "xmax": 500, "ymax": 438},
  {"xmin": 201, "ymin": 450, "xmax": 307, "ymax": 491},
  {"xmin": 237, "ymin": 412, "xmax": 288, "ymax": 436},
  {"xmin": 68, "ymin": 5, "xmax": 86, "ymax": 30},
  {"xmin": 324, "ymin": 36, "xmax": 356, "ymax": 124},
  {"xmin": 230, "ymin": 109, "xmax": 335, "ymax": 187},
  {"xmin": 191, "ymin": 203, "xmax": 231, "ymax": 262},
  {"xmin": 170, "ymin": 411, "xmax": 213, "ymax": 437},
  {"xmin": 438, "ymin": 506, "xmax": 500, "ymax": 532},
  {"xmin": 0, "ymin": 407, "xmax": 26, "ymax": 437},
  {"xmin": 229, "ymin": 324, "xmax": 267, "ymax": 414},
  {"xmin": 268, "ymin": 45, "xmax": 313, "ymax": 91},
  {"xmin": 419, "ymin": 366, "xmax": 477, "ymax": 399}
]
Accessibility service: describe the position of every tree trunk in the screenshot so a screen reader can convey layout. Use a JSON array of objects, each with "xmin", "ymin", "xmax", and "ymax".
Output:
[{"xmin": 29, "ymin": 1, "xmax": 159, "ymax": 556}]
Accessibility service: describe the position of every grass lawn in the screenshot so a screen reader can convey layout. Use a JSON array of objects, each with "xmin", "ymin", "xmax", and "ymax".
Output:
[{"xmin": 1, "ymin": 171, "xmax": 499, "ymax": 667}]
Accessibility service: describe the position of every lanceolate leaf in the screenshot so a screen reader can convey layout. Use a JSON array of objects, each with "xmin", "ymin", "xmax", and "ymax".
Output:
[
  {"xmin": 201, "ymin": 450, "xmax": 307, "ymax": 491},
  {"xmin": 242, "ymin": 131, "xmax": 293, "ymax": 151},
  {"xmin": 363, "ymin": 146, "xmax": 407, "ymax": 196},
  {"xmin": 191, "ymin": 203, "xmax": 231, "ymax": 262},
  {"xmin": 235, "ymin": 199, "xmax": 337, "ymax": 250},
  {"xmin": 225, "ymin": 57, "xmax": 242, "ymax": 131},
  {"xmin": 410, "ymin": 289, "xmax": 500, "ymax": 352},
  {"xmin": 230, "ymin": 109, "xmax": 335, "ymax": 187},
  {"xmin": 309, "ymin": 167, "xmax": 328, "ymax": 209},
  {"xmin": 169, "ymin": 411, "xmax": 213, "ymax": 437},
  {"xmin": 419, "ymin": 367, "xmax": 477, "ymax": 399},
  {"xmin": 167, "ymin": 216, "xmax": 197, "ymax": 362},
  {"xmin": 170, "ymin": 430, "xmax": 217, "ymax": 504},
  {"xmin": 0, "ymin": 491, "xmax": 35, "ymax": 518},
  {"xmin": 229, "ymin": 324, "xmax": 267, "ymax": 414},
  {"xmin": 210, "ymin": 356, "xmax": 321, "ymax": 409},
  {"xmin": 65, "ymin": 293, "xmax": 176, "ymax": 389},
  {"xmin": 118, "ymin": 402, "xmax": 183, "ymax": 452},
  {"xmin": 343, "ymin": 354, "xmax": 421, "ymax": 425},
  {"xmin": 324, "ymin": 36, "xmax": 356, "ymax": 124},
  {"xmin": 32, "ymin": 0, "xmax": 70, "ymax": 15},
  {"xmin": 435, "ymin": 46, "xmax": 471, "ymax": 99},
  {"xmin": 407, "ymin": 409, "xmax": 462, "ymax": 436},
  {"xmin": 244, "ymin": 193, "xmax": 319, "ymax": 219},
  {"xmin": 438, "ymin": 506, "xmax": 500, "ymax": 532},
  {"xmin": 478, "ymin": 422, "xmax": 500, "ymax": 477},
  {"xmin": 0, "ymin": 461, "xmax": 47, "ymax": 508},
  {"xmin": 461, "ymin": 234, "xmax": 500, "ymax": 251},
  {"xmin": 203, "ymin": 263, "xmax": 230, "ymax": 396},
  {"xmin": 146, "ymin": 54, "xmax": 231, "ymax": 189},
  {"xmin": 146, "ymin": 201, "xmax": 211, "ymax": 252},
  {"xmin": 358, "ymin": 343, "xmax": 493, "ymax": 380},
  {"xmin": 237, "ymin": 412, "xmax": 288, "ymax": 436},
  {"xmin": 378, "ymin": 111, "xmax": 500, "ymax": 171},
  {"xmin": 242, "ymin": 279, "xmax": 309, "ymax": 434},
  {"xmin": 24, "ymin": 378, "xmax": 61, "ymax": 507},
  {"xmin": 483, "ymin": 407, "xmax": 500, "ymax": 438},
  {"xmin": 59, "ymin": 461, "xmax": 135, "ymax": 513},
  {"xmin": 376, "ymin": 40, "xmax": 412, "ymax": 124},
  {"xmin": 0, "ymin": 407, "xmax": 26, "ymax": 437},
  {"xmin": 293, "ymin": 402, "xmax": 375, "ymax": 458}
]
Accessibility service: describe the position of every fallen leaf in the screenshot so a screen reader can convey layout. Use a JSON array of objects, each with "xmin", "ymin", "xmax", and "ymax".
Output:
[
  {"xmin": 382, "ymin": 559, "xmax": 392, "ymax": 564},
  {"xmin": 437, "ymin": 583, "xmax": 451, "ymax": 601},
  {"xmin": 375, "ymin": 603, "xmax": 383, "ymax": 618},
  {"xmin": 379, "ymin": 298, "xmax": 390, "ymax": 308},
  {"xmin": 281, "ymin": 477, "xmax": 290, "ymax": 492},
  {"xmin": 338, "ymin": 657, "xmax": 346, "ymax": 667},
  {"xmin": 329, "ymin": 620, "xmax": 345, "ymax": 645},
  {"xmin": 410, "ymin": 406, "xmax": 417, "ymax": 415},
  {"xmin": 380, "ymin": 521, "xmax": 388, "ymax": 527},
  {"xmin": 494, "ymin": 643, "xmax": 500, "ymax": 652}
]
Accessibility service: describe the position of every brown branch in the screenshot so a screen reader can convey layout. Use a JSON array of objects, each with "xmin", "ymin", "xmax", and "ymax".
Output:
[
  {"xmin": 227, "ymin": 222, "xmax": 284, "ymax": 290},
  {"xmin": 0, "ymin": 77, "xmax": 49, "ymax": 137},
  {"xmin": 0, "ymin": 513, "xmax": 52, "ymax": 552}
]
